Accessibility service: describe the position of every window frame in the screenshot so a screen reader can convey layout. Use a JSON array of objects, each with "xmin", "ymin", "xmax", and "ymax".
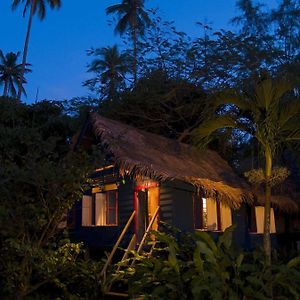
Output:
[
  {"xmin": 82, "ymin": 189, "xmax": 118, "ymax": 227},
  {"xmin": 104, "ymin": 190, "xmax": 118, "ymax": 226},
  {"xmin": 193, "ymin": 194, "xmax": 228, "ymax": 232}
]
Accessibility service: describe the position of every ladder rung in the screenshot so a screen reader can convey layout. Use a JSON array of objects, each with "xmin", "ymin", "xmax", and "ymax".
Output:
[{"xmin": 105, "ymin": 291, "xmax": 129, "ymax": 298}]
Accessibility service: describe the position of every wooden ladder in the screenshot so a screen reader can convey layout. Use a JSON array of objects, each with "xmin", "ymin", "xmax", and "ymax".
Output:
[
  {"xmin": 131, "ymin": 206, "xmax": 160, "ymax": 266},
  {"xmin": 100, "ymin": 211, "xmax": 136, "ymax": 280},
  {"xmin": 101, "ymin": 211, "xmax": 135, "ymax": 299},
  {"xmin": 102, "ymin": 207, "xmax": 160, "ymax": 298}
]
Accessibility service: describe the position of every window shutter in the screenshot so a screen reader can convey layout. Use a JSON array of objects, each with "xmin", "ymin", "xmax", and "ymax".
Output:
[
  {"xmin": 206, "ymin": 198, "xmax": 218, "ymax": 231},
  {"xmin": 95, "ymin": 193, "xmax": 106, "ymax": 226},
  {"xmin": 220, "ymin": 204, "xmax": 232, "ymax": 230},
  {"xmin": 82, "ymin": 195, "xmax": 92, "ymax": 226}
]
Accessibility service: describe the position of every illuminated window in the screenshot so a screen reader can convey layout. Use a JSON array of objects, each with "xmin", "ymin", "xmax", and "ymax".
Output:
[
  {"xmin": 82, "ymin": 190, "xmax": 118, "ymax": 226},
  {"xmin": 193, "ymin": 195, "xmax": 232, "ymax": 231},
  {"xmin": 248, "ymin": 206, "xmax": 276, "ymax": 234}
]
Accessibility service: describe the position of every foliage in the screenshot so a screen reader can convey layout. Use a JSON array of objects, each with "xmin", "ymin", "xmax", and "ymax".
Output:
[
  {"xmin": 99, "ymin": 69, "xmax": 209, "ymax": 142},
  {"xmin": 12, "ymin": 0, "xmax": 61, "ymax": 20},
  {"xmin": 12, "ymin": 0, "xmax": 62, "ymax": 100},
  {"xmin": 244, "ymin": 167, "xmax": 290, "ymax": 187},
  {"xmin": 136, "ymin": 8, "xmax": 190, "ymax": 81},
  {"xmin": 0, "ymin": 97, "xmax": 103, "ymax": 299},
  {"xmin": 0, "ymin": 50, "xmax": 31, "ymax": 97},
  {"xmin": 106, "ymin": 0, "xmax": 151, "ymax": 36},
  {"xmin": 106, "ymin": 0, "xmax": 152, "ymax": 84},
  {"xmin": 83, "ymin": 45, "xmax": 130, "ymax": 100},
  {"xmin": 193, "ymin": 76, "xmax": 300, "ymax": 262},
  {"xmin": 113, "ymin": 224, "xmax": 300, "ymax": 300},
  {"xmin": 88, "ymin": 1, "xmax": 300, "ymax": 154}
]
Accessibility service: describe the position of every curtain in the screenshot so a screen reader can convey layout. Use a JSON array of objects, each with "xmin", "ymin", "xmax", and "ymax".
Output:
[{"xmin": 82, "ymin": 195, "xmax": 92, "ymax": 226}]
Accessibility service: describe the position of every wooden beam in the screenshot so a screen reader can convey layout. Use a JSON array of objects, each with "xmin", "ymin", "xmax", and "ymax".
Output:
[{"xmin": 92, "ymin": 183, "xmax": 118, "ymax": 193}]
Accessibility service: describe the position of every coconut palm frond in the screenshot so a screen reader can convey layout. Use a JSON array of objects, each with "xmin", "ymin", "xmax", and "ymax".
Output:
[
  {"xmin": 37, "ymin": 0, "xmax": 46, "ymax": 20},
  {"xmin": 273, "ymin": 79, "xmax": 292, "ymax": 100},
  {"xmin": 278, "ymin": 99, "xmax": 300, "ymax": 129},
  {"xmin": 0, "ymin": 50, "xmax": 31, "ymax": 97},
  {"xmin": 254, "ymin": 78, "xmax": 275, "ymax": 109},
  {"xmin": 192, "ymin": 115, "xmax": 238, "ymax": 147},
  {"xmin": 214, "ymin": 89, "xmax": 251, "ymax": 111},
  {"xmin": 106, "ymin": 4, "xmax": 126, "ymax": 15},
  {"xmin": 255, "ymin": 78, "xmax": 291, "ymax": 110},
  {"xmin": 139, "ymin": 8, "xmax": 152, "ymax": 25},
  {"xmin": 114, "ymin": 14, "xmax": 130, "ymax": 34},
  {"xmin": 284, "ymin": 122, "xmax": 300, "ymax": 141}
]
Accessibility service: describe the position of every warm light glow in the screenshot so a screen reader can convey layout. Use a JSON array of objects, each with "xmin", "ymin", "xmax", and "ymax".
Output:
[
  {"xmin": 202, "ymin": 198, "xmax": 208, "ymax": 229},
  {"xmin": 95, "ymin": 164, "xmax": 114, "ymax": 172}
]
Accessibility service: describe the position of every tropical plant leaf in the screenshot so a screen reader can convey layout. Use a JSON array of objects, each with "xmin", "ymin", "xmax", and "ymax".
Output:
[
  {"xmin": 218, "ymin": 225, "xmax": 235, "ymax": 249},
  {"xmin": 195, "ymin": 230, "xmax": 218, "ymax": 253},
  {"xmin": 287, "ymin": 256, "xmax": 300, "ymax": 268}
]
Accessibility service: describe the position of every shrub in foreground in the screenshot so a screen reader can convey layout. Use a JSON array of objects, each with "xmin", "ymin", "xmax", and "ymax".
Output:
[{"xmin": 113, "ymin": 225, "xmax": 300, "ymax": 300}]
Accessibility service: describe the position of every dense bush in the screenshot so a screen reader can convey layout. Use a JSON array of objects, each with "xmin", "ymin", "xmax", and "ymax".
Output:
[
  {"xmin": 113, "ymin": 224, "xmax": 300, "ymax": 300},
  {"xmin": 0, "ymin": 98, "xmax": 103, "ymax": 299}
]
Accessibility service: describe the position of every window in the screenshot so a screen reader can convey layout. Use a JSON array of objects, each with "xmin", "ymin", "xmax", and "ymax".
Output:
[
  {"xmin": 82, "ymin": 190, "xmax": 118, "ymax": 226},
  {"xmin": 249, "ymin": 206, "xmax": 276, "ymax": 234},
  {"xmin": 193, "ymin": 195, "xmax": 232, "ymax": 231}
]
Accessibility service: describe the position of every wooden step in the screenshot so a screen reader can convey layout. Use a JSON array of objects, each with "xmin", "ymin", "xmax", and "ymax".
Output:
[{"xmin": 104, "ymin": 291, "xmax": 129, "ymax": 299}]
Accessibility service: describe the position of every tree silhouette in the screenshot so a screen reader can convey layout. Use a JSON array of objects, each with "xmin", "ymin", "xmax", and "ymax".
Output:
[
  {"xmin": 84, "ymin": 45, "xmax": 130, "ymax": 101},
  {"xmin": 106, "ymin": 0, "xmax": 151, "ymax": 85},
  {"xmin": 12, "ymin": 0, "xmax": 61, "ymax": 101},
  {"xmin": 0, "ymin": 50, "xmax": 31, "ymax": 97}
]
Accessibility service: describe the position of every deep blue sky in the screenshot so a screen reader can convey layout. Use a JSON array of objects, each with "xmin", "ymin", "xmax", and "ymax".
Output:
[{"xmin": 0, "ymin": 0, "xmax": 277, "ymax": 103}]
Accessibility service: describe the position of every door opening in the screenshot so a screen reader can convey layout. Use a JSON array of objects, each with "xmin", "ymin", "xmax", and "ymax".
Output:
[{"xmin": 134, "ymin": 182, "xmax": 159, "ymax": 242}]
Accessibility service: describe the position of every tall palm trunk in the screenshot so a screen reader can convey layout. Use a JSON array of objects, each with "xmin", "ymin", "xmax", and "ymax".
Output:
[
  {"xmin": 109, "ymin": 77, "xmax": 116, "ymax": 101},
  {"xmin": 263, "ymin": 146, "xmax": 272, "ymax": 266},
  {"xmin": 3, "ymin": 79, "xmax": 8, "ymax": 97},
  {"xmin": 133, "ymin": 27, "xmax": 137, "ymax": 85},
  {"xmin": 17, "ymin": 0, "xmax": 36, "ymax": 101},
  {"xmin": 132, "ymin": 4, "xmax": 137, "ymax": 85}
]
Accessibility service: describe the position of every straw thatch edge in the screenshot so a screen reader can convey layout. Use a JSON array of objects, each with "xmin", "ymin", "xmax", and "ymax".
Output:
[
  {"xmin": 256, "ymin": 194, "xmax": 299, "ymax": 214},
  {"xmin": 188, "ymin": 178, "xmax": 255, "ymax": 209}
]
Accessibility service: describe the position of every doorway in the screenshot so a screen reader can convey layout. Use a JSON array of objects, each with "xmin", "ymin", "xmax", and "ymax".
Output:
[{"xmin": 134, "ymin": 182, "xmax": 159, "ymax": 242}]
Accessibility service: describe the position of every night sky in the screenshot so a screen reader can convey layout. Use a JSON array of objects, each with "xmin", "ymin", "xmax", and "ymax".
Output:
[{"xmin": 0, "ymin": 0, "xmax": 277, "ymax": 103}]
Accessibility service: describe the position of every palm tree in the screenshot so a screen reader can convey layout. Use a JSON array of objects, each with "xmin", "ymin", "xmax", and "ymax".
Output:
[
  {"xmin": 0, "ymin": 50, "xmax": 31, "ymax": 97},
  {"xmin": 106, "ymin": 0, "xmax": 151, "ymax": 84},
  {"xmin": 193, "ymin": 77, "xmax": 300, "ymax": 265},
  {"xmin": 12, "ymin": 0, "xmax": 61, "ymax": 101},
  {"xmin": 84, "ymin": 45, "xmax": 130, "ymax": 101}
]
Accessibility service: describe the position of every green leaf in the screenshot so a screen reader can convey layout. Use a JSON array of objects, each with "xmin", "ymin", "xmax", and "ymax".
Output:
[
  {"xmin": 193, "ymin": 243, "xmax": 204, "ymax": 273},
  {"xmin": 196, "ymin": 241, "xmax": 217, "ymax": 265},
  {"xmin": 168, "ymin": 245, "xmax": 179, "ymax": 273},
  {"xmin": 195, "ymin": 230, "xmax": 218, "ymax": 253},
  {"xmin": 218, "ymin": 225, "xmax": 235, "ymax": 249},
  {"xmin": 287, "ymin": 256, "xmax": 300, "ymax": 268}
]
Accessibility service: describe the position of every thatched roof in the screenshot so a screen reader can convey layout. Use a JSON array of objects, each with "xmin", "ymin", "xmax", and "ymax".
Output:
[
  {"xmin": 256, "ymin": 193, "xmax": 299, "ymax": 214},
  {"xmin": 85, "ymin": 113, "xmax": 254, "ymax": 210}
]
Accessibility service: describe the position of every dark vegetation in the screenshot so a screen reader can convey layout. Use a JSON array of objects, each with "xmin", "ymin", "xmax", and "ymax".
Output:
[
  {"xmin": 0, "ymin": 97, "xmax": 104, "ymax": 299},
  {"xmin": 1, "ymin": 0, "xmax": 300, "ymax": 299},
  {"xmin": 114, "ymin": 224, "xmax": 300, "ymax": 299}
]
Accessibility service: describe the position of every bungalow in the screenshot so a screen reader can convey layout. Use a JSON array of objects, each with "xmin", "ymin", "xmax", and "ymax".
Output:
[{"xmin": 70, "ymin": 113, "xmax": 299, "ymax": 251}]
